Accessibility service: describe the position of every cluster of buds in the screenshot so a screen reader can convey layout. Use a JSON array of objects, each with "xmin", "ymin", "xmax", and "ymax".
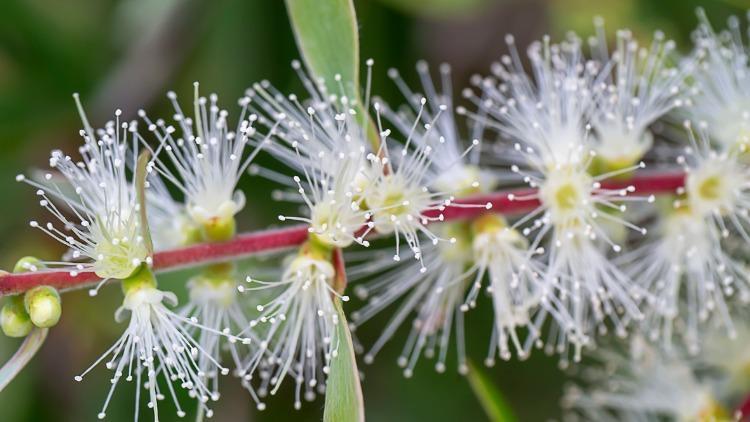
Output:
[{"xmin": 1, "ymin": 257, "xmax": 61, "ymax": 337}]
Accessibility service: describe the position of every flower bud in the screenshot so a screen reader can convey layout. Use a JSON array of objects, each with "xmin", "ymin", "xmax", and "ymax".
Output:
[
  {"xmin": 1, "ymin": 296, "xmax": 32, "ymax": 337},
  {"xmin": 24, "ymin": 286, "xmax": 61, "ymax": 328},
  {"xmin": 13, "ymin": 256, "xmax": 44, "ymax": 273}
]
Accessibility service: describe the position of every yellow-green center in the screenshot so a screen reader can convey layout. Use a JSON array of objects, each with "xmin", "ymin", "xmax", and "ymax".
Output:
[
  {"xmin": 381, "ymin": 190, "xmax": 409, "ymax": 216},
  {"xmin": 697, "ymin": 175, "xmax": 722, "ymax": 201},
  {"xmin": 554, "ymin": 183, "xmax": 581, "ymax": 211}
]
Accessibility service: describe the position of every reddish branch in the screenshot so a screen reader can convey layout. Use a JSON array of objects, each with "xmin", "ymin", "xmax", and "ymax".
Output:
[
  {"xmin": 432, "ymin": 170, "xmax": 686, "ymax": 220},
  {"xmin": 0, "ymin": 225, "xmax": 309, "ymax": 296},
  {"xmin": 0, "ymin": 170, "xmax": 686, "ymax": 296},
  {"xmin": 739, "ymin": 393, "xmax": 750, "ymax": 422}
]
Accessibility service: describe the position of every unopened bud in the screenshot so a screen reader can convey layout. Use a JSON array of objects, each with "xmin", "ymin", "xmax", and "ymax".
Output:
[
  {"xmin": 1, "ymin": 296, "xmax": 32, "ymax": 337},
  {"xmin": 24, "ymin": 286, "xmax": 61, "ymax": 328},
  {"xmin": 13, "ymin": 256, "xmax": 44, "ymax": 273}
]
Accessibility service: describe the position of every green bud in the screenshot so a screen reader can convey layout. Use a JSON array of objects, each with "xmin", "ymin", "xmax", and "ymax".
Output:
[
  {"xmin": 13, "ymin": 256, "xmax": 45, "ymax": 273},
  {"xmin": 121, "ymin": 264, "xmax": 157, "ymax": 295},
  {"xmin": 1, "ymin": 296, "xmax": 33, "ymax": 338},
  {"xmin": 24, "ymin": 286, "xmax": 61, "ymax": 328}
]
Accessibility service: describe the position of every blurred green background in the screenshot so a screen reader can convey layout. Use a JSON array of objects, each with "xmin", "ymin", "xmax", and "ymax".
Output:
[{"xmin": 0, "ymin": 0, "xmax": 744, "ymax": 420}]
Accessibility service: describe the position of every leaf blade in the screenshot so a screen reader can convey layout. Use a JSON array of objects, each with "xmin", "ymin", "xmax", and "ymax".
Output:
[
  {"xmin": 285, "ymin": 0, "xmax": 359, "ymax": 99},
  {"xmin": 285, "ymin": 0, "xmax": 382, "ymax": 158},
  {"xmin": 466, "ymin": 359, "xmax": 517, "ymax": 422},
  {"xmin": 324, "ymin": 298, "xmax": 365, "ymax": 422},
  {"xmin": 135, "ymin": 150, "xmax": 154, "ymax": 255},
  {"xmin": 323, "ymin": 248, "xmax": 364, "ymax": 422},
  {"xmin": 0, "ymin": 327, "xmax": 48, "ymax": 392}
]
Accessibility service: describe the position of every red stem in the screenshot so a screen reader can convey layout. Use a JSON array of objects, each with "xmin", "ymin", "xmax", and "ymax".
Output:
[
  {"xmin": 0, "ymin": 170, "xmax": 685, "ymax": 296},
  {"xmin": 739, "ymin": 393, "xmax": 750, "ymax": 422},
  {"xmin": 430, "ymin": 170, "xmax": 685, "ymax": 220},
  {"xmin": 0, "ymin": 225, "xmax": 309, "ymax": 296}
]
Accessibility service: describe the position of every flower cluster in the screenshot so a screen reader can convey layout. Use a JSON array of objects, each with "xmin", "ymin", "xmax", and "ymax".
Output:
[
  {"xmin": 5, "ymin": 7, "xmax": 750, "ymax": 422},
  {"xmin": 562, "ymin": 335, "xmax": 737, "ymax": 421}
]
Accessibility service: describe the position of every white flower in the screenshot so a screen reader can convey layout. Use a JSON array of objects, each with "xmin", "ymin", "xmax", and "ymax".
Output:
[
  {"xmin": 587, "ymin": 19, "xmax": 685, "ymax": 167},
  {"xmin": 562, "ymin": 337, "xmax": 724, "ymax": 421},
  {"xmin": 240, "ymin": 253, "xmax": 346, "ymax": 409},
  {"xmin": 140, "ymin": 83, "xmax": 266, "ymax": 227},
  {"xmin": 252, "ymin": 60, "xmax": 490, "ymax": 265},
  {"xmin": 180, "ymin": 273, "xmax": 264, "ymax": 409},
  {"xmin": 350, "ymin": 236, "xmax": 474, "ymax": 376},
  {"xmin": 144, "ymin": 173, "xmax": 198, "ymax": 250},
  {"xmin": 17, "ymin": 96, "xmax": 150, "ymax": 284},
  {"xmin": 697, "ymin": 319, "xmax": 750, "ymax": 394},
  {"xmin": 688, "ymin": 10, "xmax": 750, "ymax": 151},
  {"xmin": 472, "ymin": 35, "xmax": 652, "ymax": 357},
  {"xmin": 378, "ymin": 61, "xmax": 497, "ymax": 195},
  {"xmin": 361, "ymin": 142, "xmax": 455, "ymax": 269},
  {"xmin": 247, "ymin": 63, "xmax": 372, "ymax": 248},
  {"xmin": 623, "ymin": 124, "xmax": 750, "ymax": 352},
  {"xmin": 347, "ymin": 63, "xmax": 529, "ymax": 373},
  {"xmin": 275, "ymin": 150, "xmax": 371, "ymax": 249},
  {"xmin": 131, "ymin": 85, "xmax": 273, "ymax": 411},
  {"xmin": 337, "ymin": 60, "xmax": 494, "ymax": 373},
  {"xmin": 528, "ymin": 159, "xmax": 651, "ymax": 361},
  {"xmin": 362, "ymin": 64, "xmax": 491, "ymax": 270},
  {"xmin": 74, "ymin": 272, "xmax": 245, "ymax": 420},
  {"xmin": 248, "ymin": 60, "xmax": 370, "ymax": 176},
  {"xmin": 469, "ymin": 215, "xmax": 559, "ymax": 363},
  {"xmin": 349, "ymin": 219, "xmax": 554, "ymax": 373},
  {"xmin": 470, "ymin": 35, "xmax": 599, "ymax": 169}
]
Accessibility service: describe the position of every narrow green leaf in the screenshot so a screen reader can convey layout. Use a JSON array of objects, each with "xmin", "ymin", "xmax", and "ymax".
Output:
[
  {"xmin": 285, "ymin": 0, "xmax": 359, "ymax": 99},
  {"xmin": 0, "ymin": 327, "xmax": 48, "ymax": 392},
  {"xmin": 285, "ymin": 0, "xmax": 382, "ymax": 152},
  {"xmin": 374, "ymin": 0, "xmax": 488, "ymax": 18},
  {"xmin": 466, "ymin": 359, "xmax": 518, "ymax": 422},
  {"xmin": 135, "ymin": 150, "xmax": 154, "ymax": 255},
  {"xmin": 323, "ymin": 298, "xmax": 365, "ymax": 422}
]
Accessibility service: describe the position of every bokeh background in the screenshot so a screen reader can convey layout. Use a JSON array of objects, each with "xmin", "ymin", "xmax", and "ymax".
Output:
[{"xmin": 0, "ymin": 0, "xmax": 745, "ymax": 420}]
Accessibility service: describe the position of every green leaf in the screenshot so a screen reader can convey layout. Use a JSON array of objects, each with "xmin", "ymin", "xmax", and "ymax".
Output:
[
  {"xmin": 285, "ymin": 0, "xmax": 359, "ymax": 99},
  {"xmin": 0, "ymin": 327, "xmax": 48, "ymax": 392},
  {"xmin": 374, "ymin": 0, "xmax": 489, "ymax": 18},
  {"xmin": 135, "ymin": 150, "xmax": 154, "ymax": 255},
  {"xmin": 466, "ymin": 359, "xmax": 517, "ymax": 422},
  {"xmin": 285, "ymin": 0, "xmax": 381, "ymax": 152},
  {"xmin": 323, "ymin": 298, "xmax": 364, "ymax": 422}
]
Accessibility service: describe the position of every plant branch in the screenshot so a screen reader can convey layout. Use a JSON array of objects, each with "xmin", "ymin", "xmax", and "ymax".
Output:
[
  {"xmin": 0, "ymin": 225, "xmax": 309, "ymax": 296},
  {"xmin": 738, "ymin": 392, "xmax": 750, "ymax": 422},
  {"xmin": 0, "ymin": 170, "xmax": 685, "ymax": 296}
]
